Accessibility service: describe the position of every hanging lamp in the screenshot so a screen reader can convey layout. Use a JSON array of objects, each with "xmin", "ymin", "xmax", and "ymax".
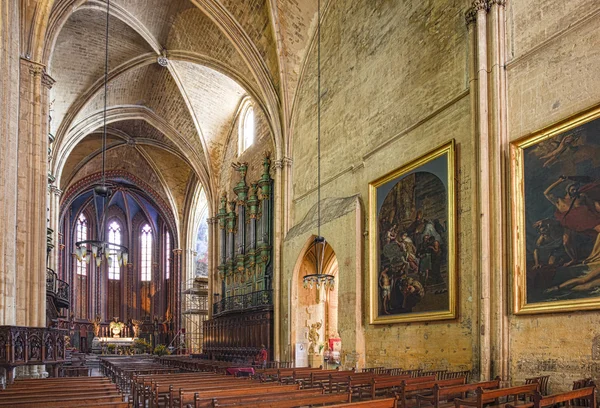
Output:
[
  {"xmin": 302, "ymin": 0, "xmax": 334, "ymax": 292},
  {"xmin": 74, "ymin": 0, "xmax": 128, "ymax": 267}
]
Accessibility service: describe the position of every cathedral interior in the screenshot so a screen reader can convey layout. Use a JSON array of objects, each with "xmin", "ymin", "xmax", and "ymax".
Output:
[{"xmin": 1, "ymin": 0, "xmax": 600, "ymax": 403}]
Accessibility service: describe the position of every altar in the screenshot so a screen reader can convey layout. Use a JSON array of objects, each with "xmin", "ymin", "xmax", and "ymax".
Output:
[{"xmin": 91, "ymin": 318, "xmax": 137, "ymax": 354}]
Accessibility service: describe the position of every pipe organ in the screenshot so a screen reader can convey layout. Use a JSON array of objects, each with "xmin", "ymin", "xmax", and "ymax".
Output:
[{"xmin": 203, "ymin": 154, "xmax": 274, "ymax": 361}]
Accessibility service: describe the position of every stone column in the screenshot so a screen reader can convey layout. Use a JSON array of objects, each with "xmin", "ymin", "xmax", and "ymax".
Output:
[
  {"xmin": 172, "ymin": 249, "xmax": 183, "ymax": 336},
  {"xmin": 48, "ymin": 186, "xmax": 62, "ymax": 272},
  {"xmin": 15, "ymin": 58, "xmax": 51, "ymax": 329},
  {"xmin": 487, "ymin": 0, "xmax": 509, "ymax": 382},
  {"xmin": 272, "ymin": 158, "xmax": 284, "ymax": 361},
  {"xmin": 0, "ymin": 0, "xmax": 20, "ymax": 328}
]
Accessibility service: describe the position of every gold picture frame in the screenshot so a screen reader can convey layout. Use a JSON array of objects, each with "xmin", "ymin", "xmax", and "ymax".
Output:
[
  {"xmin": 369, "ymin": 140, "xmax": 457, "ymax": 324},
  {"xmin": 512, "ymin": 104, "xmax": 600, "ymax": 314}
]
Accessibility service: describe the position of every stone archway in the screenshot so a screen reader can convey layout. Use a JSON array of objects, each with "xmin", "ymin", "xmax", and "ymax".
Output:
[{"xmin": 292, "ymin": 237, "xmax": 339, "ymax": 368}]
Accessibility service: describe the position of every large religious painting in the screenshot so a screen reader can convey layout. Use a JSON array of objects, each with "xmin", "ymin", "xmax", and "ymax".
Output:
[
  {"xmin": 512, "ymin": 105, "xmax": 600, "ymax": 314},
  {"xmin": 369, "ymin": 141, "xmax": 456, "ymax": 324}
]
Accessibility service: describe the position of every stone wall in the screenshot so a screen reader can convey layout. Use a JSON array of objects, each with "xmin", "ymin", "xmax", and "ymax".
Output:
[
  {"xmin": 506, "ymin": 0, "xmax": 600, "ymax": 392},
  {"xmin": 283, "ymin": 0, "xmax": 600, "ymax": 389},
  {"xmin": 285, "ymin": 0, "xmax": 476, "ymax": 373}
]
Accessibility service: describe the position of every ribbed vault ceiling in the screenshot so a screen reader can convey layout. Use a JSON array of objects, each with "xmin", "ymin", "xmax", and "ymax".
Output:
[{"xmin": 48, "ymin": 0, "xmax": 323, "ymax": 229}]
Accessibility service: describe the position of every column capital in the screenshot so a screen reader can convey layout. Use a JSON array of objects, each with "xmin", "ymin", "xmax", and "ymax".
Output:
[
  {"xmin": 49, "ymin": 185, "xmax": 63, "ymax": 197},
  {"xmin": 172, "ymin": 248, "xmax": 183, "ymax": 256},
  {"xmin": 465, "ymin": 7, "xmax": 477, "ymax": 25},
  {"xmin": 41, "ymin": 70, "xmax": 56, "ymax": 89},
  {"xmin": 489, "ymin": 0, "xmax": 506, "ymax": 7},
  {"xmin": 272, "ymin": 160, "xmax": 283, "ymax": 170},
  {"xmin": 472, "ymin": 0, "xmax": 489, "ymax": 12}
]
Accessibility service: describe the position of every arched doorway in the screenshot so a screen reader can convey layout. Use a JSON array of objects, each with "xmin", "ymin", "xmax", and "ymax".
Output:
[{"xmin": 292, "ymin": 237, "xmax": 339, "ymax": 367}]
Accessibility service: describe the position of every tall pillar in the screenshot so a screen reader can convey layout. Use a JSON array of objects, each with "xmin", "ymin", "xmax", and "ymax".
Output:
[
  {"xmin": 0, "ymin": 0, "xmax": 21, "ymax": 327},
  {"xmin": 48, "ymin": 186, "xmax": 62, "ymax": 272},
  {"xmin": 172, "ymin": 248, "xmax": 183, "ymax": 336},
  {"xmin": 15, "ymin": 59, "xmax": 52, "ymax": 329}
]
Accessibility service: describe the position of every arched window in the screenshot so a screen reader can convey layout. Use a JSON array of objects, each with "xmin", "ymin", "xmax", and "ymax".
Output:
[
  {"xmin": 75, "ymin": 214, "xmax": 88, "ymax": 276},
  {"xmin": 165, "ymin": 232, "xmax": 171, "ymax": 280},
  {"xmin": 108, "ymin": 221, "xmax": 121, "ymax": 280},
  {"xmin": 141, "ymin": 224, "xmax": 152, "ymax": 282},
  {"xmin": 238, "ymin": 103, "xmax": 255, "ymax": 155}
]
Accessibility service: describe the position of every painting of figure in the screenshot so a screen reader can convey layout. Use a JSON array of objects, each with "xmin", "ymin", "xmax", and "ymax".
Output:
[
  {"xmin": 512, "ymin": 106, "xmax": 600, "ymax": 314},
  {"xmin": 370, "ymin": 141, "xmax": 456, "ymax": 324}
]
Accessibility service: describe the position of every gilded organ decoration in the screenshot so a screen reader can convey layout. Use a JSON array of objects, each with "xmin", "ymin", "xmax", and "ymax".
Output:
[{"xmin": 215, "ymin": 153, "xmax": 274, "ymax": 304}]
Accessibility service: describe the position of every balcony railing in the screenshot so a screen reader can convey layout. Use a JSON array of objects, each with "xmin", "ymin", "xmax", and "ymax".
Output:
[
  {"xmin": 212, "ymin": 289, "xmax": 272, "ymax": 316},
  {"xmin": 46, "ymin": 268, "xmax": 70, "ymax": 308}
]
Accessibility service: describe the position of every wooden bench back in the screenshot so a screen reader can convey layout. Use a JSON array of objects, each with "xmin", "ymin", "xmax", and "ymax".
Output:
[
  {"xmin": 534, "ymin": 386, "xmax": 596, "ymax": 408},
  {"xmin": 325, "ymin": 398, "xmax": 398, "ymax": 408},
  {"xmin": 190, "ymin": 388, "xmax": 322, "ymax": 408}
]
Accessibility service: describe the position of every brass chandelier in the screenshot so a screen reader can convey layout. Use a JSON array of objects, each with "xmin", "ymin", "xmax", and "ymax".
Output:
[
  {"xmin": 74, "ymin": 0, "xmax": 129, "ymax": 268},
  {"xmin": 302, "ymin": 0, "xmax": 334, "ymax": 292}
]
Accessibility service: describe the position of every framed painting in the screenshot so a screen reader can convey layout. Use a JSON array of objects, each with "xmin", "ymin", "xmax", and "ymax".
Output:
[
  {"xmin": 512, "ymin": 104, "xmax": 600, "ymax": 314},
  {"xmin": 369, "ymin": 140, "xmax": 456, "ymax": 324}
]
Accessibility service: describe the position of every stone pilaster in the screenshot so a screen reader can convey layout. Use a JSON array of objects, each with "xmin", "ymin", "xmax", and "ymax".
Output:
[
  {"xmin": 16, "ymin": 58, "xmax": 50, "ymax": 329},
  {"xmin": 0, "ymin": 0, "xmax": 20, "ymax": 327},
  {"xmin": 172, "ymin": 248, "xmax": 183, "ymax": 335}
]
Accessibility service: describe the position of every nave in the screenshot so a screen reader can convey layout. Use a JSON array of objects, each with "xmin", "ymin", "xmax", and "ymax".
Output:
[{"xmin": 0, "ymin": 355, "xmax": 596, "ymax": 408}]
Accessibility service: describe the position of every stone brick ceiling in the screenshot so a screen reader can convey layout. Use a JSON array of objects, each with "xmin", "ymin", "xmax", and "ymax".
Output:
[{"xmin": 47, "ymin": 0, "xmax": 323, "ymax": 216}]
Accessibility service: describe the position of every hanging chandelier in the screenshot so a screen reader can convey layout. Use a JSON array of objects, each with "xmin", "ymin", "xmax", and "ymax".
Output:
[
  {"xmin": 74, "ymin": 0, "xmax": 128, "ymax": 268},
  {"xmin": 302, "ymin": 0, "xmax": 334, "ymax": 292}
]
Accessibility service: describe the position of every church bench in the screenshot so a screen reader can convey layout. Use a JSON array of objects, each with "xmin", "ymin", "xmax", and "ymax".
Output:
[
  {"xmin": 421, "ymin": 370, "xmax": 448, "ymax": 380},
  {"xmin": 416, "ymin": 378, "xmax": 502, "ymax": 408},
  {"xmin": 369, "ymin": 375, "xmax": 436, "ymax": 401},
  {"xmin": 61, "ymin": 365, "xmax": 92, "ymax": 376},
  {"xmin": 270, "ymin": 367, "xmax": 324, "ymax": 383},
  {"xmin": 0, "ymin": 383, "xmax": 120, "ymax": 397},
  {"xmin": 301, "ymin": 369, "xmax": 355, "ymax": 391},
  {"xmin": 362, "ymin": 367, "xmax": 387, "ymax": 374},
  {"xmin": 325, "ymin": 397, "xmax": 399, "ymax": 408},
  {"xmin": 186, "ymin": 387, "xmax": 322, "ymax": 408},
  {"xmin": 453, "ymin": 383, "xmax": 539, "ymax": 408},
  {"xmin": 8, "ymin": 376, "xmax": 112, "ymax": 385},
  {"xmin": 348, "ymin": 373, "xmax": 410, "ymax": 400},
  {"xmin": 132, "ymin": 372, "xmax": 225, "ymax": 407},
  {"xmin": 149, "ymin": 378, "xmax": 258, "ymax": 407},
  {"xmin": 396, "ymin": 376, "xmax": 467, "ymax": 407},
  {"xmin": 0, "ymin": 395, "xmax": 126, "ymax": 408},
  {"xmin": 170, "ymin": 382, "xmax": 295, "ymax": 408},
  {"xmin": 0, "ymin": 389, "xmax": 121, "ymax": 404},
  {"xmin": 441, "ymin": 371, "xmax": 472, "ymax": 383},
  {"xmin": 208, "ymin": 389, "xmax": 353, "ymax": 407},
  {"xmin": 532, "ymin": 386, "xmax": 596, "ymax": 408}
]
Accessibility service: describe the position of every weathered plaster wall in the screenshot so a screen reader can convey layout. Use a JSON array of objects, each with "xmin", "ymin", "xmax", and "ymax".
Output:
[
  {"xmin": 285, "ymin": 0, "xmax": 476, "ymax": 372},
  {"xmin": 506, "ymin": 0, "xmax": 600, "ymax": 392}
]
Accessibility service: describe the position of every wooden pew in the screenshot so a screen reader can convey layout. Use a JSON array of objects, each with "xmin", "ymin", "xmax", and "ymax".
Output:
[
  {"xmin": 169, "ymin": 381, "xmax": 288, "ymax": 408},
  {"xmin": 325, "ymin": 397, "xmax": 400, "ymax": 408},
  {"xmin": 302, "ymin": 369, "xmax": 355, "ymax": 391},
  {"xmin": 187, "ymin": 387, "xmax": 323, "ymax": 408},
  {"xmin": 532, "ymin": 386, "xmax": 596, "ymax": 408},
  {"xmin": 397, "ymin": 376, "xmax": 467, "ymax": 408},
  {"xmin": 370, "ymin": 375, "xmax": 436, "ymax": 401},
  {"xmin": 453, "ymin": 383, "xmax": 539, "ymax": 408},
  {"xmin": 154, "ymin": 377, "xmax": 258, "ymax": 408},
  {"xmin": 0, "ymin": 395, "xmax": 126, "ymax": 408},
  {"xmin": 348, "ymin": 373, "xmax": 410, "ymax": 400},
  {"xmin": 207, "ymin": 389, "xmax": 353, "ymax": 407},
  {"xmin": 416, "ymin": 378, "xmax": 502, "ymax": 408},
  {"xmin": 132, "ymin": 372, "xmax": 224, "ymax": 407}
]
